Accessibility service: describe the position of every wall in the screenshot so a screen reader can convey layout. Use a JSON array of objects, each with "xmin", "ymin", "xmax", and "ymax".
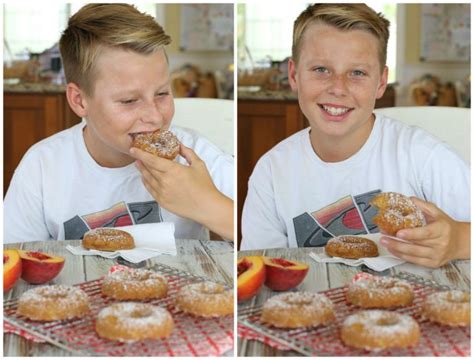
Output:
[
  {"xmin": 395, "ymin": 4, "xmax": 470, "ymax": 105},
  {"xmin": 164, "ymin": 4, "xmax": 233, "ymax": 74}
]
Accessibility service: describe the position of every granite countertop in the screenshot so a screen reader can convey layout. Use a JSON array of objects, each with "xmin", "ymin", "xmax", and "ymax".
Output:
[
  {"xmin": 4, "ymin": 81, "xmax": 66, "ymax": 93},
  {"xmin": 238, "ymin": 87, "xmax": 298, "ymax": 101}
]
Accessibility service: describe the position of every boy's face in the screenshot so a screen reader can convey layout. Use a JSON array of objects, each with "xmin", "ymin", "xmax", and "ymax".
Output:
[
  {"xmin": 289, "ymin": 23, "xmax": 387, "ymax": 146},
  {"xmin": 82, "ymin": 47, "xmax": 174, "ymax": 167}
]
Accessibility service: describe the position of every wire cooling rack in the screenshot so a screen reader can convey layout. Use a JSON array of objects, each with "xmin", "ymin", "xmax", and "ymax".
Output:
[
  {"xmin": 238, "ymin": 272, "xmax": 470, "ymax": 356},
  {"xmin": 4, "ymin": 263, "xmax": 233, "ymax": 356}
]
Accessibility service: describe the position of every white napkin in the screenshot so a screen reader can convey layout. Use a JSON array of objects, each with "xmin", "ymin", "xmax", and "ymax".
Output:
[
  {"xmin": 309, "ymin": 233, "xmax": 406, "ymax": 272},
  {"xmin": 66, "ymin": 223, "xmax": 176, "ymax": 263}
]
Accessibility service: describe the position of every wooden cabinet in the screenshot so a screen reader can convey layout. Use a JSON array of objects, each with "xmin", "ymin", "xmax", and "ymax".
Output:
[
  {"xmin": 237, "ymin": 99, "xmax": 308, "ymax": 246},
  {"xmin": 4, "ymin": 92, "xmax": 81, "ymax": 194}
]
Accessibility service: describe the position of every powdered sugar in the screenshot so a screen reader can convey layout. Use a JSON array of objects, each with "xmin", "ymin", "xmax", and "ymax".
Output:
[
  {"xmin": 84, "ymin": 228, "xmax": 131, "ymax": 243},
  {"xmin": 98, "ymin": 302, "xmax": 170, "ymax": 325},
  {"xmin": 132, "ymin": 129, "xmax": 179, "ymax": 158},
  {"xmin": 343, "ymin": 310, "xmax": 417, "ymax": 337},
  {"xmin": 106, "ymin": 268, "xmax": 167, "ymax": 285},
  {"xmin": 349, "ymin": 277, "xmax": 412, "ymax": 295},
  {"xmin": 19, "ymin": 284, "xmax": 88, "ymax": 304},
  {"xmin": 327, "ymin": 236, "xmax": 375, "ymax": 250},
  {"xmin": 264, "ymin": 292, "xmax": 334, "ymax": 311}
]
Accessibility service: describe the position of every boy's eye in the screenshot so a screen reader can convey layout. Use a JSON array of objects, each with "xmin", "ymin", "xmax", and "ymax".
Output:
[
  {"xmin": 120, "ymin": 99, "xmax": 137, "ymax": 104},
  {"xmin": 156, "ymin": 92, "xmax": 169, "ymax": 97},
  {"xmin": 352, "ymin": 70, "xmax": 366, "ymax": 77},
  {"xmin": 313, "ymin": 67, "xmax": 329, "ymax": 74}
]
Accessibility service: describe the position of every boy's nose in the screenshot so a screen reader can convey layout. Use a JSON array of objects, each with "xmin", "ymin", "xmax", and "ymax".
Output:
[
  {"xmin": 141, "ymin": 100, "xmax": 165, "ymax": 126},
  {"xmin": 327, "ymin": 74, "xmax": 348, "ymax": 97}
]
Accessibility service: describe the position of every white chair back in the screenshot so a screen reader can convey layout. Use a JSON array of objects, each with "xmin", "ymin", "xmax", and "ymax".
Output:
[
  {"xmin": 172, "ymin": 98, "xmax": 234, "ymax": 155},
  {"xmin": 374, "ymin": 106, "xmax": 470, "ymax": 163}
]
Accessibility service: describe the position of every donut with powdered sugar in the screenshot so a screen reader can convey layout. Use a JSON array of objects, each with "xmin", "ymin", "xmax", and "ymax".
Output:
[
  {"xmin": 131, "ymin": 129, "xmax": 180, "ymax": 160},
  {"xmin": 325, "ymin": 235, "xmax": 378, "ymax": 259},
  {"xmin": 422, "ymin": 290, "xmax": 470, "ymax": 327},
  {"xmin": 82, "ymin": 228, "xmax": 135, "ymax": 251}
]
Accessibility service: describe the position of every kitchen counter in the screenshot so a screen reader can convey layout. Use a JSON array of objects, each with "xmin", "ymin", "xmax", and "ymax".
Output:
[
  {"xmin": 4, "ymin": 81, "xmax": 66, "ymax": 93},
  {"xmin": 237, "ymin": 88, "xmax": 297, "ymax": 101}
]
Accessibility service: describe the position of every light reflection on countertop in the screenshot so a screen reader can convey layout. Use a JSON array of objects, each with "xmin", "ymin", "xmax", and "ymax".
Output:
[
  {"xmin": 238, "ymin": 87, "xmax": 298, "ymax": 101},
  {"xmin": 4, "ymin": 81, "xmax": 66, "ymax": 93}
]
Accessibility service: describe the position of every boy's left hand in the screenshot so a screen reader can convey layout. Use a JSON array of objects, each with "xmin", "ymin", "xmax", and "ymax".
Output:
[
  {"xmin": 129, "ymin": 144, "xmax": 219, "ymax": 222},
  {"xmin": 380, "ymin": 197, "xmax": 470, "ymax": 268}
]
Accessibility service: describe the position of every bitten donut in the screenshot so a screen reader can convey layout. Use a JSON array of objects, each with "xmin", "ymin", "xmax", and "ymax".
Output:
[
  {"xmin": 96, "ymin": 302, "xmax": 174, "ymax": 342},
  {"xmin": 261, "ymin": 292, "xmax": 335, "ymax": 328},
  {"xmin": 102, "ymin": 268, "xmax": 168, "ymax": 300},
  {"xmin": 82, "ymin": 228, "xmax": 135, "ymax": 251},
  {"xmin": 131, "ymin": 129, "xmax": 180, "ymax": 160},
  {"xmin": 422, "ymin": 290, "xmax": 470, "ymax": 327},
  {"xmin": 17, "ymin": 285, "xmax": 90, "ymax": 321},
  {"xmin": 176, "ymin": 281, "xmax": 233, "ymax": 317},
  {"xmin": 346, "ymin": 276, "xmax": 414, "ymax": 308},
  {"xmin": 325, "ymin": 236, "xmax": 378, "ymax": 259},
  {"xmin": 370, "ymin": 192, "xmax": 425, "ymax": 236},
  {"xmin": 341, "ymin": 310, "xmax": 420, "ymax": 350}
]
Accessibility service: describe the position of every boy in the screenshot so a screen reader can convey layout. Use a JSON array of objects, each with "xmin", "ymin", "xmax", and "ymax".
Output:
[
  {"xmin": 4, "ymin": 4, "xmax": 233, "ymax": 243},
  {"xmin": 240, "ymin": 4, "xmax": 470, "ymax": 268}
]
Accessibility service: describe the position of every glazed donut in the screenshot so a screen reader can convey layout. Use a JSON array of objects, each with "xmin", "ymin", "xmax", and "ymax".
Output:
[
  {"xmin": 325, "ymin": 236, "xmax": 378, "ymax": 259},
  {"xmin": 102, "ymin": 268, "xmax": 168, "ymax": 300},
  {"xmin": 341, "ymin": 310, "xmax": 420, "ymax": 350},
  {"xmin": 175, "ymin": 281, "xmax": 233, "ymax": 317},
  {"xmin": 346, "ymin": 276, "xmax": 414, "ymax": 308},
  {"xmin": 96, "ymin": 302, "xmax": 174, "ymax": 342},
  {"xmin": 370, "ymin": 192, "xmax": 425, "ymax": 236},
  {"xmin": 422, "ymin": 290, "xmax": 470, "ymax": 326},
  {"xmin": 82, "ymin": 228, "xmax": 135, "ymax": 251},
  {"xmin": 261, "ymin": 292, "xmax": 335, "ymax": 328},
  {"xmin": 131, "ymin": 129, "xmax": 180, "ymax": 160},
  {"xmin": 16, "ymin": 285, "xmax": 90, "ymax": 321}
]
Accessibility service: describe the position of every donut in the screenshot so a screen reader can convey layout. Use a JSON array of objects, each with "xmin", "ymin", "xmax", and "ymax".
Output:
[
  {"xmin": 96, "ymin": 302, "xmax": 174, "ymax": 342},
  {"xmin": 82, "ymin": 228, "xmax": 135, "ymax": 251},
  {"xmin": 131, "ymin": 129, "xmax": 180, "ymax": 160},
  {"xmin": 341, "ymin": 310, "xmax": 420, "ymax": 350},
  {"xmin": 346, "ymin": 276, "xmax": 414, "ymax": 308},
  {"xmin": 175, "ymin": 281, "xmax": 233, "ymax": 317},
  {"xmin": 422, "ymin": 290, "xmax": 470, "ymax": 326},
  {"xmin": 16, "ymin": 285, "xmax": 90, "ymax": 321},
  {"xmin": 260, "ymin": 292, "xmax": 335, "ymax": 328},
  {"xmin": 325, "ymin": 236, "xmax": 378, "ymax": 259},
  {"xmin": 370, "ymin": 192, "xmax": 426, "ymax": 236},
  {"xmin": 102, "ymin": 268, "xmax": 168, "ymax": 300}
]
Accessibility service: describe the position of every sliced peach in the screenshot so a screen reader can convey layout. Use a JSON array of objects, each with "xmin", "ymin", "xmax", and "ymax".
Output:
[
  {"xmin": 4, "ymin": 249, "xmax": 22, "ymax": 292},
  {"xmin": 237, "ymin": 256, "xmax": 266, "ymax": 302},
  {"xmin": 263, "ymin": 257, "xmax": 309, "ymax": 291},
  {"xmin": 18, "ymin": 250, "xmax": 65, "ymax": 284}
]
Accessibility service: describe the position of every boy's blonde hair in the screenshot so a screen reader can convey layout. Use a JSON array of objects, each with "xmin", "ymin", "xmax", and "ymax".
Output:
[
  {"xmin": 59, "ymin": 4, "xmax": 171, "ymax": 95},
  {"xmin": 292, "ymin": 4, "xmax": 390, "ymax": 72}
]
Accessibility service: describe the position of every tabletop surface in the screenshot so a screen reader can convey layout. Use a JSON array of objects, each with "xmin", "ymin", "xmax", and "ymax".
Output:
[
  {"xmin": 4, "ymin": 239, "xmax": 234, "ymax": 357},
  {"xmin": 237, "ymin": 247, "xmax": 471, "ymax": 357}
]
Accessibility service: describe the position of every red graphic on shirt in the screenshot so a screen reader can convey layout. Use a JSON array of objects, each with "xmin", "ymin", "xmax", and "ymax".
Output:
[
  {"xmin": 342, "ymin": 207, "xmax": 364, "ymax": 229},
  {"xmin": 82, "ymin": 202, "xmax": 133, "ymax": 229}
]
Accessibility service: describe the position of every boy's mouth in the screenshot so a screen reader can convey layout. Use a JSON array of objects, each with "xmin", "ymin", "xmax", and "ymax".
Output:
[{"xmin": 319, "ymin": 104, "xmax": 354, "ymax": 118}]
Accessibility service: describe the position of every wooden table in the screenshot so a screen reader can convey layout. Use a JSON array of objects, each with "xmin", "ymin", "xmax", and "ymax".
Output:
[
  {"xmin": 4, "ymin": 239, "xmax": 234, "ymax": 357},
  {"xmin": 237, "ymin": 247, "xmax": 470, "ymax": 357}
]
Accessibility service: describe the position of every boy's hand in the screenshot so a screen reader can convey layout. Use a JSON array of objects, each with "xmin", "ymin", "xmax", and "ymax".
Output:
[
  {"xmin": 380, "ymin": 198, "xmax": 470, "ymax": 268},
  {"xmin": 129, "ymin": 144, "xmax": 218, "ymax": 221}
]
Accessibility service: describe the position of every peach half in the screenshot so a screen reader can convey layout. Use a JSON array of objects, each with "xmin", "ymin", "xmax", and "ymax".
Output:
[
  {"xmin": 4, "ymin": 249, "xmax": 22, "ymax": 292},
  {"xmin": 237, "ymin": 256, "xmax": 265, "ymax": 302},
  {"xmin": 18, "ymin": 250, "xmax": 65, "ymax": 284},
  {"xmin": 263, "ymin": 257, "xmax": 309, "ymax": 291}
]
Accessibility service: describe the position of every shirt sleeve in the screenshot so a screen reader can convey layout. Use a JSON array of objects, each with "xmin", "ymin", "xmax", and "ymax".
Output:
[
  {"xmin": 240, "ymin": 157, "xmax": 289, "ymax": 250},
  {"xmin": 418, "ymin": 142, "xmax": 470, "ymax": 222},
  {"xmin": 4, "ymin": 162, "xmax": 52, "ymax": 243}
]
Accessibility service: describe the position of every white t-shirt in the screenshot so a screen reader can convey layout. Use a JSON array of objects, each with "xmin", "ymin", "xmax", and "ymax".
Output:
[
  {"xmin": 4, "ymin": 122, "xmax": 233, "ymax": 243},
  {"xmin": 241, "ymin": 114, "xmax": 470, "ymax": 250}
]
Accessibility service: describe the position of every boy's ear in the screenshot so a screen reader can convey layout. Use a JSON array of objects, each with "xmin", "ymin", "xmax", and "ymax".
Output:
[
  {"xmin": 375, "ymin": 66, "xmax": 389, "ymax": 99},
  {"xmin": 66, "ymin": 83, "xmax": 88, "ymax": 118},
  {"xmin": 288, "ymin": 58, "xmax": 298, "ymax": 92}
]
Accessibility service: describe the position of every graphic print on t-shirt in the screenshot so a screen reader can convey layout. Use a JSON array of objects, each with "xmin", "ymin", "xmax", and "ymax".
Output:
[
  {"xmin": 293, "ymin": 190, "xmax": 381, "ymax": 247},
  {"xmin": 63, "ymin": 201, "xmax": 162, "ymax": 240}
]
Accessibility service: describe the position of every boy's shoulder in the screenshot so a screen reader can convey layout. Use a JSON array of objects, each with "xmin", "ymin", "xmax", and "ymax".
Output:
[{"xmin": 259, "ymin": 127, "xmax": 310, "ymax": 163}]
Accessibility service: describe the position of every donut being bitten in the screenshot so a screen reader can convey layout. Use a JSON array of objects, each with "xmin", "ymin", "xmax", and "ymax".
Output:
[
  {"xmin": 346, "ymin": 276, "xmax": 414, "ymax": 308},
  {"xmin": 16, "ymin": 285, "xmax": 90, "ymax": 321},
  {"xmin": 341, "ymin": 310, "xmax": 420, "ymax": 351},
  {"xmin": 370, "ymin": 192, "xmax": 426, "ymax": 236},
  {"xmin": 102, "ymin": 268, "xmax": 168, "ymax": 300},
  {"xmin": 325, "ymin": 236, "xmax": 378, "ymax": 259},
  {"xmin": 260, "ymin": 292, "xmax": 335, "ymax": 328},
  {"xmin": 82, "ymin": 228, "xmax": 135, "ymax": 251},
  {"xmin": 131, "ymin": 129, "xmax": 180, "ymax": 160},
  {"xmin": 176, "ymin": 281, "xmax": 233, "ymax": 317},
  {"xmin": 422, "ymin": 290, "xmax": 470, "ymax": 327},
  {"xmin": 95, "ymin": 302, "xmax": 174, "ymax": 342}
]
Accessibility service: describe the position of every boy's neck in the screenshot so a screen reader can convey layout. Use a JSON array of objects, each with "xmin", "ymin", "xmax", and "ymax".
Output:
[{"xmin": 309, "ymin": 114, "xmax": 375, "ymax": 163}]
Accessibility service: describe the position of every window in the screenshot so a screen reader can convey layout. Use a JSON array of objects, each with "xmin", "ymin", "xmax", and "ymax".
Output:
[{"xmin": 239, "ymin": 3, "xmax": 397, "ymax": 82}]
